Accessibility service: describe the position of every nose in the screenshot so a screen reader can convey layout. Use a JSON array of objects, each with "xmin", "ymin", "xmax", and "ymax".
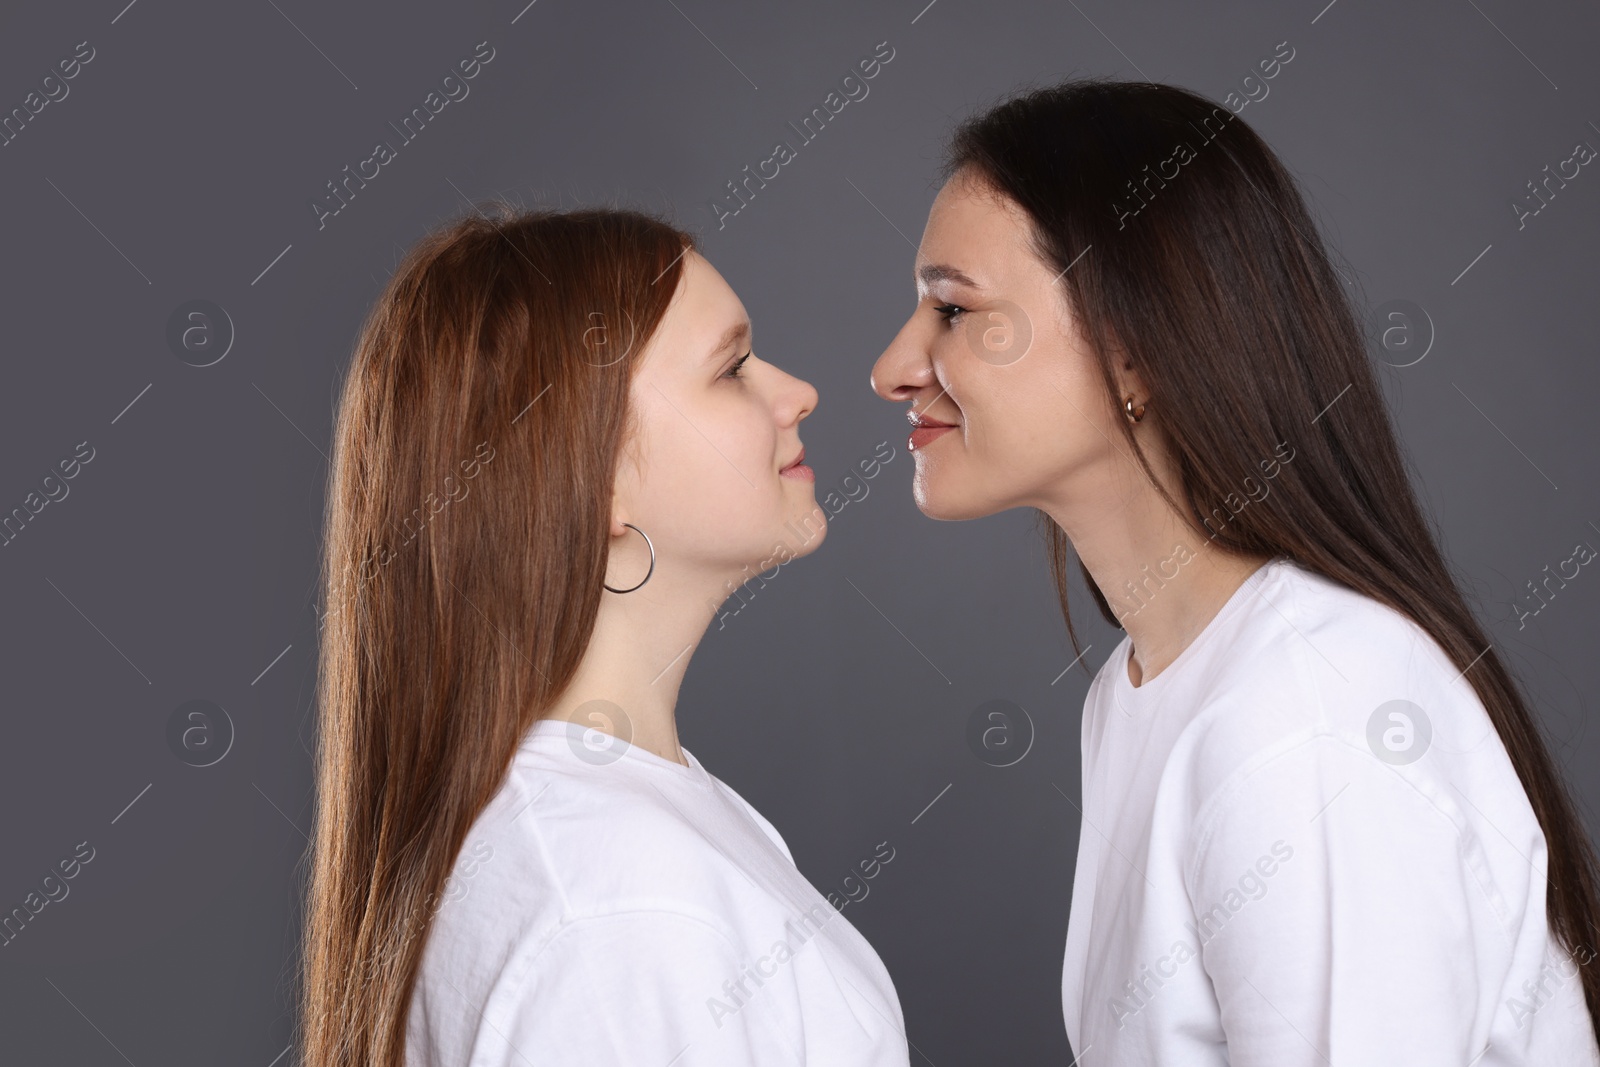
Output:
[
  {"xmin": 778, "ymin": 366, "xmax": 819, "ymax": 425},
  {"xmin": 870, "ymin": 313, "xmax": 936, "ymax": 403}
]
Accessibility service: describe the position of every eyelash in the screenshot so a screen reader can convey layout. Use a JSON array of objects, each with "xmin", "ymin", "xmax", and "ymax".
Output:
[
  {"xmin": 932, "ymin": 302, "xmax": 967, "ymax": 326},
  {"xmin": 723, "ymin": 352, "xmax": 752, "ymax": 379}
]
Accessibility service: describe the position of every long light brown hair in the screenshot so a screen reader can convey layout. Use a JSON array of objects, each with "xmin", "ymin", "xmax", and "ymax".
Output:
[
  {"xmin": 948, "ymin": 78, "xmax": 1600, "ymax": 1036},
  {"xmin": 297, "ymin": 206, "xmax": 695, "ymax": 1067}
]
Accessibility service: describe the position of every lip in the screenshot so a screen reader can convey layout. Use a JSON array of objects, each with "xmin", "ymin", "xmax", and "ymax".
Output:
[
  {"xmin": 907, "ymin": 410, "xmax": 958, "ymax": 429},
  {"xmin": 908, "ymin": 425, "xmax": 955, "ymax": 452},
  {"xmin": 780, "ymin": 446, "xmax": 814, "ymax": 480},
  {"xmin": 907, "ymin": 407, "xmax": 958, "ymax": 453}
]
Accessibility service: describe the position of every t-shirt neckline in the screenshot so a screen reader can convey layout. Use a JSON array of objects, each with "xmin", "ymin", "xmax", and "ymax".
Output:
[
  {"xmin": 519, "ymin": 717, "xmax": 715, "ymax": 789},
  {"xmin": 1113, "ymin": 554, "xmax": 1288, "ymax": 703}
]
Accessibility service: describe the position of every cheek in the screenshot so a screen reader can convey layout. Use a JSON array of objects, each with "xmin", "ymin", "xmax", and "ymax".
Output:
[
  {"xmin": 958, "ymin": 361, "xmax": 1043, "ymax": 452},
  {"xmin": 972, "ymin": 398, "xmax": 1055, "ymax": 478},
  {"xmin": 668, "ymin": 419, "xmax": 743, "ymax": 491},
  {"xmin": 700, "ymin": 397, "xmax": 776, "ymax": 481},
  {"xmin": 644, "ymin": 402, "xmax": 781, "ymax": 530},
  {"xmin": 966, "ymin": 349, "xmax": 1109, "ymax": 469}
]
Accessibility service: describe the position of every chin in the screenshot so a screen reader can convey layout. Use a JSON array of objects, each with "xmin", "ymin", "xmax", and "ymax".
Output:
[
  {"xmin": 912, "ymin": 477, "xmax": 999, "ymax": 522},
  {"xmin": 780, "ymin": 502, "xmax": 829, "ymax": 556}
]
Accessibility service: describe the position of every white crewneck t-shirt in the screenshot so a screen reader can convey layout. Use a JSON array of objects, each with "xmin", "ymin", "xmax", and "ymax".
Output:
[
  {"xmin": 1062, "ymin": 554, "xmax": 1600, "ymax": 1066},
  {"xmin": 405, "ymin": 718, "xmax": 910, "ymax": 1067}
]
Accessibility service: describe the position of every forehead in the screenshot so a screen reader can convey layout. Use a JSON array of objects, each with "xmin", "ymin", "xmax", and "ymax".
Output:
[
  {"xmin": 675, "ymin": 249, "xmax": 740, "ymax": 313},
  {"xmin": 919, "ymin": 172, "xmax": 1038, "ymax": 282},
  {"xmin": 641, "ymin": 250, "xmax": 748, "ymax": 368}
]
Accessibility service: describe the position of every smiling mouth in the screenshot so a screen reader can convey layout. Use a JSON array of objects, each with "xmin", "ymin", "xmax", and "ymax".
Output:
[
  {"xmin": 908, "ymin": 424, "xmax": 955, "ymax": 452},
  {"xmin": 907, "ymin": 407, "xmax": 958, "ymax": 452}
]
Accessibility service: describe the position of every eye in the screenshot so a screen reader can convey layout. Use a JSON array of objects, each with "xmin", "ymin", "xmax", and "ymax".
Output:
[
  {"xmin": 932, "ymin": 302, "xmax": 967, "ymax": 326},
  {"xmin": 723, "ymin": 352, "xmax": 752, "ymax": 379}
]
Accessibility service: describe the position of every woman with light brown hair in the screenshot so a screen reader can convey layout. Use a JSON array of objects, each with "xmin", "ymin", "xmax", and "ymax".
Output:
[{"xmin": 298, "ymin": 206, "xmax": 909, "ymax": 1067}]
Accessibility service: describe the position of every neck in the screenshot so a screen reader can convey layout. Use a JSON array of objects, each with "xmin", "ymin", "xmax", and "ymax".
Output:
[
  {"xmin": 1035, "ymin": 453, "xmax": 1272, "ymax": 688},
  {"xmin": 544, "ymin": 563, "xmax": 730, "ymax": 766}
]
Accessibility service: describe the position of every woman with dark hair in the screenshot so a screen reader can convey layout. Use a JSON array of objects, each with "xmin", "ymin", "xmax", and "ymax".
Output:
[
  {"xmin": 299, "ymin": 206, "xmax": 909, "ymax": 1067},
  {"xmin": 871, "ymin": 78, "xmax": 1600, "ymax": 1064}
]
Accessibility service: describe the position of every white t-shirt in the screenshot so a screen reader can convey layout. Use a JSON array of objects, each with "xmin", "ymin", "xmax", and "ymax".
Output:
[
  {"xmin": 1062, "ymin": 554, "xmax": 1600, "ymax": 1066},
  {"xmin": 404, "ymin": 718, "xmax": 910, "ymax": 1067}
]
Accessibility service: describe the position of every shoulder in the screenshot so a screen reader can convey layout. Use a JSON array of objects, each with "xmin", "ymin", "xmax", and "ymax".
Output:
[
  {"xmin": 1167, "ymin": 562, "xmax": 1552, "ymax": 920},
  {"xmin": 408, "ymin": 753, "xmax": 792, "ymax": 1059},
  {"xmin": 424, "ymin": 752, "xmax": 786, "ymax": 957},
  {"xmin": 1177, "ymin": 560, "xmax": 1501, "ymax": 824},
  {"xmin": 501, "ymin": 905, "xmax": 751, "ymax": 982},
  {"xmin": 415, "ymin": 906, "xmax": 787, "ymax": 1067},
  {"xmin": 712, "ymin": 772, "xmax": 796, "ymax": 864}
]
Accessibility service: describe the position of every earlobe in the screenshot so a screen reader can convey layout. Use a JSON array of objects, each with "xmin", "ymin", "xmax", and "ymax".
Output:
[{"xmin": 606, "ymin": 499, "xmax": 629, "ymax": 539}]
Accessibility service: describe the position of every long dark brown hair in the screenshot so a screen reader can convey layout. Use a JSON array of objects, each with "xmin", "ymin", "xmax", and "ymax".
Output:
[
  {"xmin": 947, "ymin": 78, "xmax": 1600, "ymax": 1035},
  {"xmin": 297, "ymin": 206, "xmax": 695, "ymax": 1067}
]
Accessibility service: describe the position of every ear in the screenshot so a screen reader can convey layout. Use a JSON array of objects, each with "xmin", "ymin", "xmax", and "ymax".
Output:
[
  {"xmin": 608, "ymin": 508, "xmax": 630, "ymax": 539},
  {"xmin": 1097, "ymin": 325, "xmax": 1146, "ymax": 399},
  {"xmin": 1115, "ymin": 367, "xmax": 1150, "ymax": 404}
]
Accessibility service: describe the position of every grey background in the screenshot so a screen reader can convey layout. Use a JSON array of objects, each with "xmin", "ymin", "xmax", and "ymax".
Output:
[{"xmin": 1, "ymin": 0, "xmax": 1597, "ymax": 1063}]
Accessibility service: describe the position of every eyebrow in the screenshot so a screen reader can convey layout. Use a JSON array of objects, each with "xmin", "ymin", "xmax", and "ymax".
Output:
[
  {"xmin": 706, "ymin": 319, "xmax": 751, "ymax": 364},
  {"xmin": 917, "ymin": 263, "xmax": 982, "ymax": 289}
]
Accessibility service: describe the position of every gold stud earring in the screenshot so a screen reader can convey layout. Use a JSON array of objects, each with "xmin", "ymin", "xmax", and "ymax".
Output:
[{"xmin": 1123, "ymin": 394, "xmax": 1146, "ymax": 423}]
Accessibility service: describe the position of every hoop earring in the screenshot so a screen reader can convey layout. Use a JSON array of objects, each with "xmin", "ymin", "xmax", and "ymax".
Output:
[
  {"xmin": 1123, "ymin": 394, "xmax": 1147, "ymax": 423},
  {"xmin": 603, "ymin": 522, "xmax": 655, "ymax": 594}
]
